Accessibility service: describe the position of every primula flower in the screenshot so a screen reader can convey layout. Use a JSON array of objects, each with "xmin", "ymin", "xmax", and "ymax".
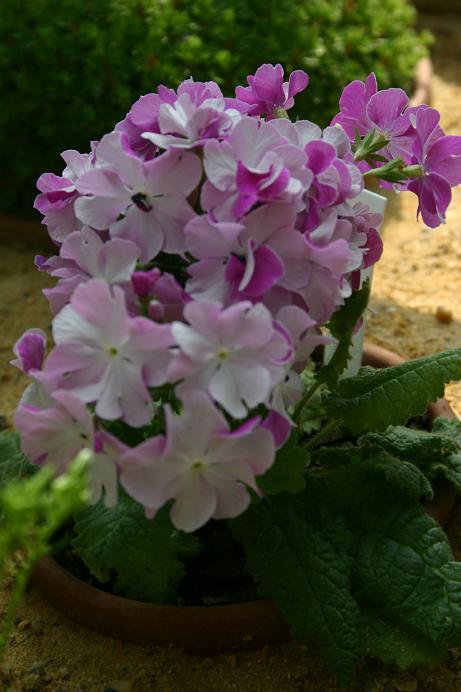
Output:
[
  {"xmin": 45, "ymin": 279, "xmax": 174, "ymax": 427},
  {"xmin": 119, "ymin": 391, "xmax": 275, "ymax": 532},
  {"xmin": 235, "ymin": 63, "xmax": 309, "ymax": 116},
  {"xmin": 11, "ymin": 328, "xmax": 47, "ymax": 375},
  {"xmin": 118, "ymin": 78, "xmax": 246, "ymax": 158},
  {"xmin": 130, "ymin": 268, "xmax": 188, "ymax": 322},
  {"xmin": 14, "ymin": 390, "xmax": 94, "ymax": 471},
  {"xmin": 37, "ymin": 226, "xmax": 140, "ymax": 314},
  {"xmin": 185, "ymin": 204, "xmax": 296, "ymax": 303},
  {"xmin": 142, "ymin": 92, "xmax": 241, "ymax": 150},
  {"xmin": 168, "ymin": 300, "xmax": 292, "ymax": 418},
  {"xmin": 14, "ymin": 391, "xmax": 118, "ymax": 506},
  {"xmin": 202, "ymin": 117, "xmax": 310, "ymax": 220},
  {"xmin": 34, "ymin": 148, "xmax": 96, "ymax": 242},
  {"xmin": 407, "ymin": 106, "xmax": 461, "ymax": 227},
  {"xmin": 75, "ymin": 132, "xmax": 201, "ymax": 262},
  {"xmin": 11, "ymin": 329, "xmax": 58, "ymax": 409},
  {"xmin": 331, "ymin": 74, "xmax": 416, "ymax": 164}
]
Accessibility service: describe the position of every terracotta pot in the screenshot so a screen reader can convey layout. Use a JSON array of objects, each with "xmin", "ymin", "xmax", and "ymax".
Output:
[{"xmin": 31, "ymin": 341, "xmax": 457, "ymax": 653}]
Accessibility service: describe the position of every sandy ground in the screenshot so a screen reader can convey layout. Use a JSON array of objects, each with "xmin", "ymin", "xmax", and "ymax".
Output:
[{"xmin": 1, "ymin": 11, "xmax": 461, "ymax": 692}]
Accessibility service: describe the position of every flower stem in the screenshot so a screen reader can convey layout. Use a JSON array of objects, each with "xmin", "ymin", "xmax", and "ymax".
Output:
[
  {"xmin": 292, "ymin": 380, "xmax": 321, "ymax": 423},
  {"xmin": 303, "ymin": 417, "xmax": 343, "ymax": 451}
]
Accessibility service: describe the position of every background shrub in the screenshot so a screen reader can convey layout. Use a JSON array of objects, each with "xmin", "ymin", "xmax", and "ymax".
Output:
[{"xmin": 1, "ymin": 0, "xmax": 430, "ymax": 214}]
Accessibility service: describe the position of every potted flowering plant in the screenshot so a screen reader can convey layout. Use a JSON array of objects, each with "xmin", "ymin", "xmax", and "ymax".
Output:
[{"xmin": 6, "ymin": 64, "xmax": 461, "ymax": 686}]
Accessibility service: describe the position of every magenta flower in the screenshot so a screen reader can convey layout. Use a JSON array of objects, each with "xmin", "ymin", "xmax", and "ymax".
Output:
[
  {"xmin": 202, "ymin": 117, "xmax": 310, "ymax": 220},
  {"xmin": 235, "ymin": 63, "xmax": 309, "ymax": 116},
  {"xmin": 185, "ymin": 204, "xmax": 295, "ymax": 303},
  {"xmin": 407, "ymin": 106, "xmax": 461, "ymax": 227},
  {"xmin": 142, "ymin": 92, "xmax": 240, "ymax": 150},
  {"xmin": 11, "ymin": 329, "xmax": 47, "ymax": 375},
  {"xmin": 34, "ymin": 148, "xmax": 95, "ymax": 242},
  {"xmin": 38, "ymin": 226, "xmax": 140, "ymax": 314},
  {"xmin": 75, "ymin": 132, "xmax": 201, "ymax": 262},
  {"xmin": 331, "ymin": 74, "xmax": 417, "ymax": 164},
  {"xmin": 131, "ymin": 268, "xmax": 188, "ymax": 322},
  {"xmin": 45, "ymin": 279, "xmax": 174, "ymax": 427},
  {"xmin": 168, "ymin": 300, "xmax": 292, "ymax": 418},
  {"xmin": 116, "ymin": 92, "xmax": 163, "ymax": 160},
  {"xmin": 119, "ymin": 391, "xmax": 275, "ymax": 531}
]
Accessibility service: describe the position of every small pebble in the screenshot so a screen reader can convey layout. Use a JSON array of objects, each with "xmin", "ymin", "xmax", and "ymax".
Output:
[
  {"xmin": 17, "ymin": 619, "xmax": 31, "ymax": 632},
  {"xmin": 435, "ymin": 306, "xmax": 453, "ymax": 324}
]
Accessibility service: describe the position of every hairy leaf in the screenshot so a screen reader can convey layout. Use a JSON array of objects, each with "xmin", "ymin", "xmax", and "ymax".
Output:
[
  {"xmin": 258, "ymin": 433, "xmax": 307, "ymax": 495},
  {"xmin": 0, "ymin": 432, "xmax": 35, "ymax": 488},
  {"xmin": 364, "ymin": 420, "xmax": 461, "ymax": 493},
  {"xmin": 360, "ymin": 611, "xmax": 445, "ymax": 669},
  {"xmin": 313, "ymin": 445, "xmax": 433, "ymax": 502},
  {"xmin": 72, "ymin": 492, "xmax": 202, "ymax": 603},
  {"xmin": 318, "ymin": 280, "xmax": 370, "ymax": 388},
  {"xmin": 363, "ymin": 425, "xmax": 458, "ymax": 464},
  {"xmin": 325, "ymin": 349, "xmax": 461, "ymax": 433},
  {"xmin": 232, "ymin": 494, "xmax": 360, "ymax": 686}
]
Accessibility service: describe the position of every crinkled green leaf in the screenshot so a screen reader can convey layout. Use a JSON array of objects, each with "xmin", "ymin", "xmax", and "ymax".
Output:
[
  {"xmin": 431, "ymin": 416, "xmax": 461, "ymax": 443},
  {"xmin": 232, "ymin": 493, "xmax": 360, "ymax": 686},
  {"xmin": 0, "ymin": 431, "xmax": 35, "ymax": 489},
  {"xmin": 332, "ymin": 465, "xmax": 461, "ymax": 647},
  {"xmin": 325, "ymin": 349, "xmax": 461, "ymax": 434},
  {"xmin": 313, "ymin": 445, "xmax": 433, "ymax": 502},
  {"xmin": 318, "ymin": 280, "xmax": 370, "ymax": 388},
  {"xmin": 364, "ymin": 425, "xmax": 458, "ymax": 464},
  {"xmin": 365, "ymin": 419, "xmax": 461, "ymax": 494},
  {"xmin": 257, "ymin": 433, "xmax": 307, "ymax": 495},
  {"xmin": 72, "ymin": 492, "xmax": 202, "ymax": 604},
  {"xmin": 360, "ymin": 611, "xmax": 445, "ymax": 669}
]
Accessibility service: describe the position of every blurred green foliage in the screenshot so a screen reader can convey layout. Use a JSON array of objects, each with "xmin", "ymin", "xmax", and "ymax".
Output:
[{"xmin": 1, "ymin": 0, "xmax": 430, "ymax": 213}]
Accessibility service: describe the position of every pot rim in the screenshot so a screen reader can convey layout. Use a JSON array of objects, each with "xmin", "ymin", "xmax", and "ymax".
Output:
[{"xmin": 30, "ymin": 340, "xmax": 457, "ymax": 653}]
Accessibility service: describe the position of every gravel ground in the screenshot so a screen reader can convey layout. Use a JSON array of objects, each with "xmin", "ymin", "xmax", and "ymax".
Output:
[{"xmin": 1, "ymin": 11, "xmax": 461, "ymax": 691}]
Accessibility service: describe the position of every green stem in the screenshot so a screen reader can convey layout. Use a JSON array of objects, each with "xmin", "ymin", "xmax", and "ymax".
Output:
[
  {"xmin": 292, "ymin": 380, "xmax": 321, "ymax": 423},
  {"xmin": 303, "ymin": 417, "xmax": 343, "ymax": 452}
]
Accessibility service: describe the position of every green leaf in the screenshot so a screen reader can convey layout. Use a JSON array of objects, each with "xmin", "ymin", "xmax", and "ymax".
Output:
[
  {"xmin": 257, "ymin": 433, "xmax": 307, "ymax": 495},
  {"xmin": 311, "ymin": 448, "xmax": 461, "ymax": 655},
  {"xmin": 364, "ymin": 419, "xmax": 461, "ymax": 494},
  {"xmin": 318, "ymin": 280, "xmax": 370, "ymax": 388},
  {"xmin": 0, "ymin": 432, "xmax": 35, "ymax": 489},
  {"xmin": 313, "ymin": 445, "xmax": 433, "ymax": 503},
  {"xmin": 363, "ymin": 425, "xmax": 459, "ymax": 465},
  {"xmin": 72, "ymin": 492, "xmax": 202, "ymax": 604},
  {"xmin": 232, "ymin": 494, "xmax": 360, "ymax": 686},
  {"xmin": 432, "ymin": 416, "xmax": 461, "ymax": 443},
  {"xmin": 325, "ymin": 348, "xmax": 461, "ymax": 434},
  {"xmin": 360, "ymin": 611, "xmax": 445, "ymax": 669}
]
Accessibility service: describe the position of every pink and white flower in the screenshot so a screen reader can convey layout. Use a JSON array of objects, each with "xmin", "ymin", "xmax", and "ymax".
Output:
[
  {"xmin": 119, "ymin": 391, "xmax": 275, "ymax": 531},
  {"xmin": 45, "ymin": 279, "xmax": 174, "ymax": 426},
  {"xmin": 37, "ymin": 226, "xmax": 140, "ymax": 314},
  {"xmin": 75, "ymin": 132, "xmax": 201, "ymax": 262},
  {"xmin": 169, "ymin": 300, "xmax": 292, "ymax": 418},
  {"xmin": 34, "ymin": 147, "xmax": 96, "ymax": 242}
]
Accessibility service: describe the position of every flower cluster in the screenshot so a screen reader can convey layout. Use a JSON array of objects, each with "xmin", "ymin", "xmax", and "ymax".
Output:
[{"xmin": 14, "ymin": 64, "xmax": 461, "ymax": 532}]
